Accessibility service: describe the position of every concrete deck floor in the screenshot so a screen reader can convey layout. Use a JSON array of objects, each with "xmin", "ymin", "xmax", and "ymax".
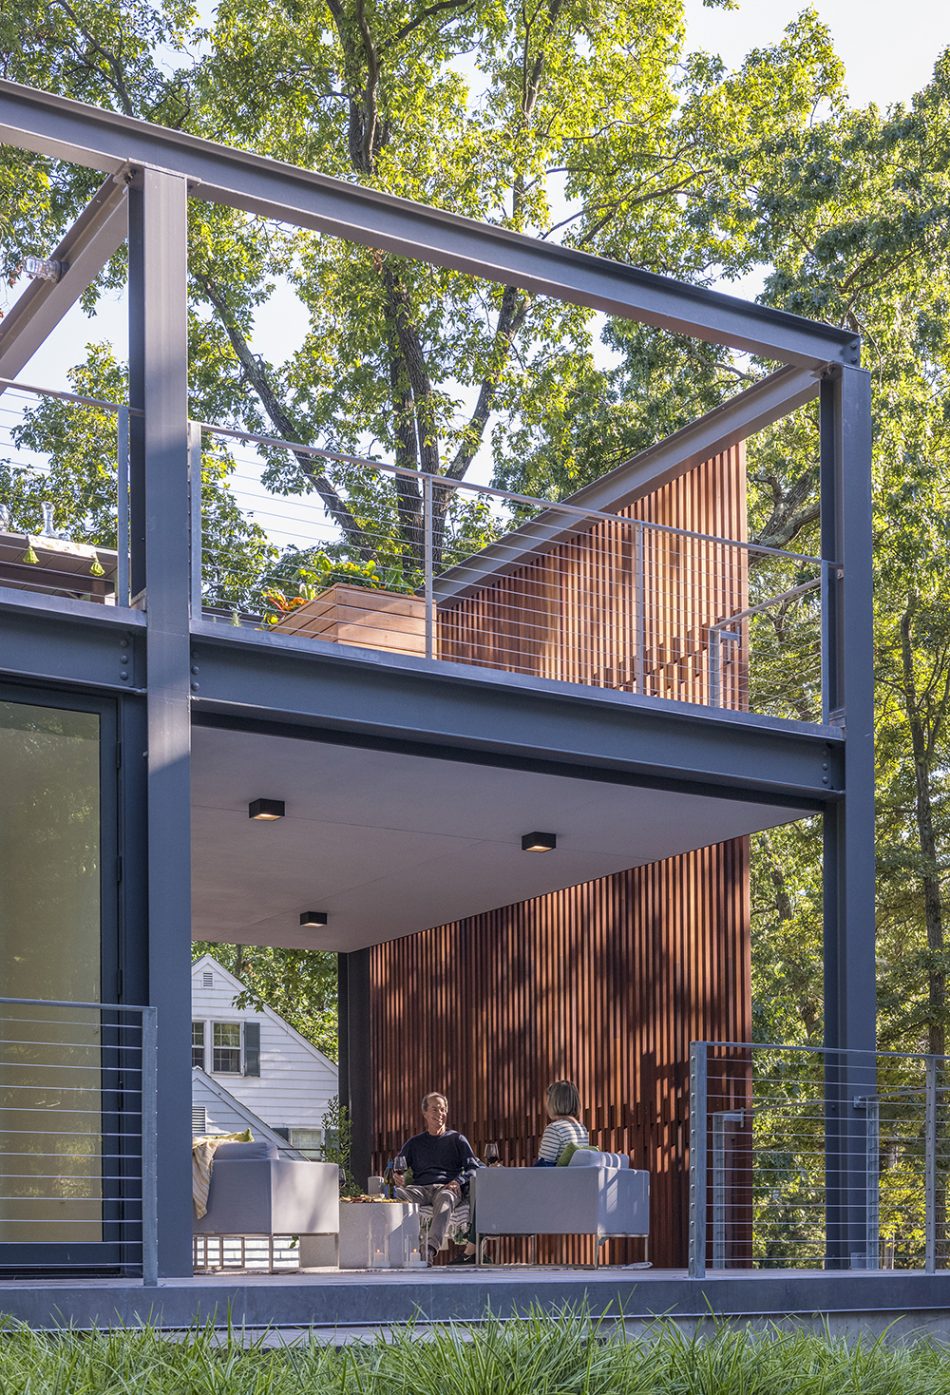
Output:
[{"xmin": 3, "ymin": 1264, "xmax": 950, "ymax": 1335}]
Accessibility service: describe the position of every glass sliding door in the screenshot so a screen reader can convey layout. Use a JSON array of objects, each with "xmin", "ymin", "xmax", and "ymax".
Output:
[{"xmin": 0, "ymin": 690, "xmax": 119, "ymax": 1273}]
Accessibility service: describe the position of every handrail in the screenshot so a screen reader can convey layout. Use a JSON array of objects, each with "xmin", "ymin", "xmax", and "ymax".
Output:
[
  {"xmin": 196, "ymin": 418, "xmax": 833, "ymax": 567},
  {"xmin": 0, "ymin": 374, "xmax": 136, "ymax": 414}
]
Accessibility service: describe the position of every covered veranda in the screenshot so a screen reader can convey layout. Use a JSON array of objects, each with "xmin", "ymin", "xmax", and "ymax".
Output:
[{"xmin": 0, "ymin": 76, "xmax": 893, "ymax": 1316}]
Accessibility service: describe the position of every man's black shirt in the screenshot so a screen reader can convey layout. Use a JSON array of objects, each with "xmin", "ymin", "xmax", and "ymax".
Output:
[{"xmin": 399, "ymin": 1128, "xmax": 481, "ymax": 1193}]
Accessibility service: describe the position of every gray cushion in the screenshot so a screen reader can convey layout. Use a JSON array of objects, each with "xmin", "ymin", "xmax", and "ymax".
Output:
[
  {"xmin": 213, "ymin": 1140, "xmax": 280, "ymax": 1161},
  {"xmin": 568, "ymin": 1149, "xmax": 629, "ymax": 1169}
]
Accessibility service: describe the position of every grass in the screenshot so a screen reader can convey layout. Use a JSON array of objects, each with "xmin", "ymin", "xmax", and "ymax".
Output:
[{"xmin": 3, "ymin": 1310, "xmax": 950, "ymax": 1394}]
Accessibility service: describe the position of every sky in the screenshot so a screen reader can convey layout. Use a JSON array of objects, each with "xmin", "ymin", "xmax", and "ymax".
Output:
[
  {"xmin": 683, "ymin": 0, "xmax": 947, "ymax": 110},
  {"xmin": 6, "ymin": 1, "xmax": 949, "ymax": 395}
]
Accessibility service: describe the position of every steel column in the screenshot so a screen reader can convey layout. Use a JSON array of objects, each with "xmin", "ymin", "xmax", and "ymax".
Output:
[
  {"xmin": 820, "ymin": 366, "xmax": 876, "ymax": 1268},
  {"xmin": 128, "ymin": 168, "xmax": 193, "ymax": 1278},
  {"xmin": 339, "ymin": 950, "xmax": 373, "ymax": 1190}
]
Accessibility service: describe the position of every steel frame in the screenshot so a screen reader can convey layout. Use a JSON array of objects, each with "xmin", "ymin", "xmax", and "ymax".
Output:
[
  {"xmin": 0, "ymin": 170, "xmax": 129, "ymax": 386},
  {"xmin": 0, "ymin": 79, "xmax": 858, "ymax": 367},
  {"xmin": 0, "ymin": 80, "xmax": 877, "ymax": 1281}
]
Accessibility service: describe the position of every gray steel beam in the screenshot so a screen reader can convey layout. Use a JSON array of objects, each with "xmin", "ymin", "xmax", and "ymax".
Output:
[
  {"xmin": 189, "ymin": 624, "xmax": 842, "ymax": 806},
  {"xmin": 128, "ymin": 168, "xmax": 194, "ymax": 1278},
  {"xmin": 0, "ymin": 80, "xmax": 859, "ymax": 368},
  {"xmin": 0, "ymin": 171, "xmax": 128, "ymax": 386},
  {"xmin": 0, "ymin": 588, "xmax": 144, "ymax": 690},
  {"xmin": 435, "ymin": 364, "xmax": 820, "ymax": 603},
  {"xmin": 820, "ymin": 366, "xmax": 876, "ymax": 1271}
]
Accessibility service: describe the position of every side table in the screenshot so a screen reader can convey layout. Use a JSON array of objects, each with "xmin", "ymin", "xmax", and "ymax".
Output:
[{"xmin": 299, "ymin": 1200, "xmax": 424, "ymax": 1270}]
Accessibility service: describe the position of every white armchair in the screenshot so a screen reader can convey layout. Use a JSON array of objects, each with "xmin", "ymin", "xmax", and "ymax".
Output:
[
  {"xmin": 193, "ymin": 1140, "xmax": 340, "ymax": 1271},
  {"xmin": 471, "ymin": 1151, "xmax": 649, "ymax": 1265}
]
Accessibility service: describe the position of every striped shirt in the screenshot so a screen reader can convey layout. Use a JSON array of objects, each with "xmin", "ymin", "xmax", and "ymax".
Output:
[{"xmin": 538, "ymin": 1117, "xmax": 588, "ymax": 1164}]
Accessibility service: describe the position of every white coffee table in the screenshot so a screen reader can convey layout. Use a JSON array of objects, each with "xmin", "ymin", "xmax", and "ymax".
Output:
[{"xmin": 299, "ymin": 1200, "xmax": 424, "ymax": 1269}]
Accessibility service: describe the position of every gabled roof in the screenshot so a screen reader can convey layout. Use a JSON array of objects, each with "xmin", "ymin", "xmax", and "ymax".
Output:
[
  {"xmin": 191, "ymin": 1067, "xmax": 302, "ymax": 1155},
  {"xmin": 191, "ymin": 952, "xmax": 338, "ymax": 1076}
]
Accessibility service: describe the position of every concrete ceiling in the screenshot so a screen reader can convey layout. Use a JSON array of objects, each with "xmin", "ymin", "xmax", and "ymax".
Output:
[{"xmin": 190, "ymin": 725, "xmax": 812, "ymax": 952}]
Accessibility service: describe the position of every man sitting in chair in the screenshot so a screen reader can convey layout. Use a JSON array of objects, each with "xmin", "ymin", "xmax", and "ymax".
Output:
[{"xmin": 393, "ymin": 1091, "xmax": 481, "ymax": 1266}]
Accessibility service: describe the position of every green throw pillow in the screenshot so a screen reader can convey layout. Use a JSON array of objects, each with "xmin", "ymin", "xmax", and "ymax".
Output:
[{"xmin": 557, "ymin": 1143, "xmax": 593, "ymax": 1167}]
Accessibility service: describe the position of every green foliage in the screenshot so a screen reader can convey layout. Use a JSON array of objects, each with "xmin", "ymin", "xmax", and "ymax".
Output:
[
  {"xmin": 5, "ymin": 1, "xmax": 950, "ymax": 1059},
  {"xmin": 191, "ymin": 943, "xmax": 338, "ymax": 1060},
  {"xmin": 318, "ymin": 1095, "xmax": 362, "ymax": 1195},
  {"xmin": 2, "ymin": 1311, "xmax": 950, "ymax": 1390}
]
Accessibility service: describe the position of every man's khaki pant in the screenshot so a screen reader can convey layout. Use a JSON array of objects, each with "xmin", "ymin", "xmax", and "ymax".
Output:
[{"xmin": 395, "ymin": 1183, "xmax": 461, "ymax": 1255}]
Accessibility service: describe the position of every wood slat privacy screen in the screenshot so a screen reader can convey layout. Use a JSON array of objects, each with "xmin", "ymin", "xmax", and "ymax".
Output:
[
  {"xmin": 370, "ymin": 839, "xmax": 750, "ymax": 1268},
  {"xmin": 370, "ymin": 450, "xmax": 751, "ymax": 1267},
  {"xmin": 439, "ymin": 446, "xmax": 747, "ymax": 708}
]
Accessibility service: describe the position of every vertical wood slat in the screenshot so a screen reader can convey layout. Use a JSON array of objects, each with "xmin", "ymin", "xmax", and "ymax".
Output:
[
  {"xmin": 369, "ymin": 839, "xmax": 750, "ymax": 1269},
  {"xmin": 439, "ymin": 446, "xmax": 747, "ymax": 710}
]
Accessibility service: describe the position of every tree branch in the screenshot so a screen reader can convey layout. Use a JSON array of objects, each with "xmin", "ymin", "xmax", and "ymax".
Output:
[
  {"xmin": 446, "ymin": 284, "xmax": 530, "ymax": 481},
  {"xmin": 383, "ymin": 0, "xmax": 475, "ymax": 50},
  {"xmin": 198, "ymin": 274, "xmax": 372, "ymax": 558},
  {"xmin": 379, "ymin": 258, "xmax": 441, "ymax": 477}
]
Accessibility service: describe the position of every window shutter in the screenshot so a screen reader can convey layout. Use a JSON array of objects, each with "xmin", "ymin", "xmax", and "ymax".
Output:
[
  {"xmin": 243, "ymin": 1021, "xmax": 261, "ymax": 1076},
  {"xmin": 192, "ymin": 1106, "xmax": 207, "ymax": 1135}
]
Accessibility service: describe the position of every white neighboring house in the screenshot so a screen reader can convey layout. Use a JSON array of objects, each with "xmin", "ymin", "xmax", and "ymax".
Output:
[{"xmin": 191, "ymin": 953, "xmax": 338, "ymax": 1156}]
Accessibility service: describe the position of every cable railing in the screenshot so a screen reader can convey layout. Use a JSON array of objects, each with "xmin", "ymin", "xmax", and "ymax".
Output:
[
  {"xmin": 195, "ymin": 421, "xmax": 830, "ymax": 723},
  {"xmin": 0, "ymin": 379, "xmax": 833, "ymax": 723},
  {"xmin": 0, "ymin": 996, "xmax": 157, "ymax": 1283},
  {"xmin": 0, "ymin": 378, "xmax": 129, "ymax": 606},
  {"xmin": 689, "ymin": 1042, "xmax": 950, "ymax": 1276}
]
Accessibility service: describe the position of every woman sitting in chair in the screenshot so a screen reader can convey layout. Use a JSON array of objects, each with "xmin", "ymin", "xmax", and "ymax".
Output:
[
  {"xmin": 534, "ymin": 1079, "xmax": 588, "ymax": 1166},
  {"xmin": 451, "ymin": 1078, "xmax": 589, "ymax": 1262}
]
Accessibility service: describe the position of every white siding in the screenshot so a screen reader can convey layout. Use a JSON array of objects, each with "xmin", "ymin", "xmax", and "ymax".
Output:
[
  {"xmin": 192, "ymin": 1073, "xmax": 253, "ymax": 1137},
  {"xmin": 191, "ymin": 955, "xmax": 338, "ymax": 1133}
]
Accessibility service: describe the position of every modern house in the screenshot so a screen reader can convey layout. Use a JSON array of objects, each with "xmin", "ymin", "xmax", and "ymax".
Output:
[
  {"xmin": 4, "ymin": 77, "xmax": 945, "ymax": 1329},
  {"xmin": 190, "ymin": 953, "xmax": 338, "ymax": 1151}
]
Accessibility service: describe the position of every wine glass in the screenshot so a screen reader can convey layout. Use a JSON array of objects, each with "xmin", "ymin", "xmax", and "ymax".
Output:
[
  {"xmin": 485, "ymin": 1140, "xmax": 500, "ymax": 1166},
  {"xmin": 394, "ymin": 1153, "xmax": 408, "ymax": 1178}
]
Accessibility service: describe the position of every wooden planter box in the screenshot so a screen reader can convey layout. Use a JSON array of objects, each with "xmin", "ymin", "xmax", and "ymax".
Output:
[{"xmin": 275, "ymin": 582, "xmax": 428, "ymax": 657}]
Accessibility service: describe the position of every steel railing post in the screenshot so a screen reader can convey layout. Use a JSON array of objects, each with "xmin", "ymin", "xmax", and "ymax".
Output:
[
  {"xmin": 712, "ymin": 1109, "xmax": 743, "ymax": 1270},
  {"xmin": 820, "ymin": 558, "xmax": 832, "ymax": 725},
  {"xmin": 708, "ymin": 627, "xmax": 722, "ymax": 708},
  {"xmin": 116, "ymin": 406, "xmax": 131, "ymax": 607},
  {"xmin": 188, "ymin": 421, "xmax": 203, "ymax": 622},
  {"xmin": 864, "ymin": 1092, "xmax": 880, "ymax": 1271},
  {"xmin": 926, "ymin": 1055, "xmax": 937, "ymax": 1273},
  {"xmin": 141, "ymin": 1006, "xmax": 159, "ymax": 1286},
  {"xmin": 423, "ymin": 473, "xmax": 434, "ymax": 660},
  {"xmin": 689, "ymin": 1041, "xmax": 708, "ymax": 1278},
  {"xmin": 634, "ymin": 521, "xmax": 646, "ymax": 694}
]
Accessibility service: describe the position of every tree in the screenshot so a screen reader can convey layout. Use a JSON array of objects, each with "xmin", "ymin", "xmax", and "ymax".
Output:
[{"xmin": 7, "ymin": 2, "xmax": 950, "ymax": 1062}]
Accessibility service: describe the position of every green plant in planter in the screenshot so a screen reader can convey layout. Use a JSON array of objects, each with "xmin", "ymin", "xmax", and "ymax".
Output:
[{"xmin": 319, "ymin": 1096, "xmax": 361, "ymax": 1197}]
